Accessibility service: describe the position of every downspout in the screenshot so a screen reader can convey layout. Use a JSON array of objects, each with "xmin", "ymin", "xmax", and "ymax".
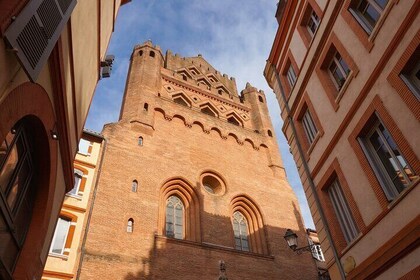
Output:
[
  {"xmin": 76, "ymin": 136, "xmax": 108, "ymax": 279},
  {"xmin": 270, "ymin": 64, "xmax": 346, "ymax": 279}
]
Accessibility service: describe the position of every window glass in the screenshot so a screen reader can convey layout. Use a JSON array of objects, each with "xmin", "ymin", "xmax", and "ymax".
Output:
[
  {"xmin": 232, "ymin": 211, "xmax": 250, "ymax": 251},
  {"xmin": 78, "ymin": 139, "xmax": 90, "ymax": 155},
  {"xmin": 302, "ymin": 110, "xmax": 318, "ymax": 144},
  {"xmin": 50, "ymin": 217, "xmax": 71, "ymax": 255},
  {"xmin": 68, "ymin": 171, "xmax": 82, "ymax": 196},
  {"xmin": 328, "ymin": 179, "xmax": 359, "ymax": 244},
  {"xmin": 166, "ymin": 196, "xmax": 183, "ymax": 239},
  {"xmin": 132, "ymin": 180, "xmax": 138, "ymax": 192}
]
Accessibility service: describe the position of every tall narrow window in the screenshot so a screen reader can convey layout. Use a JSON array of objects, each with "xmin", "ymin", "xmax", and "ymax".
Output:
[
  {"xmin": 127, "ymin": 218, "xmax": 134, "ymax": 233},
  {"xmin": 144, "ymin": 103, "xmax": 149, "ymax": 111},
  {"xmin": 165, "ymin": 196, "xmax": 184, "ymax": 239},
  {"xmin": 358, "ymin": 119, "xmax": 417, "ymax": 200},
  {"xmin": 149, "ymin": 51, "xmax": 155, "ymax": 58},
  {"xmin": 302, "ymin": 109, "xmax": 318, "ymax": 144},
  {"xmin": 307, "ymin": 9, "xmax": 320, "ymax": 37},
  {"xmin": 50, "ymin": 217, "xmax": 71, "ymax": 255},
  {"xmin": 286, "ymin": 63, "xmax": 297, "ymax": 88},
  {"xmin": 349, "ymin": 0, "xmax": 389, "ymax": 34},
  {"xmin": 132, "ymin": 180, "xmax": 138, "ymax": 192},
  {"xmin": 400, "ymin": 46, "xmax": 420, "ymax": 101},
  {"xmin": 232, "ymin": 211, "xmax": 250, "ymax": 252},
  {"xmin": 138, "ymin": 136, "xmax": 143, "ymax": 146},
  {"xmin": 267, "ymin": 130, "xmax": 273, "ymax": 137},
  {"xmin": 258, "ymin": 95, "xmax": 264, "ymax": 103},
  {"xmin": 328, "ymin": 179, "xmax": 359, "ymax": 244},
  {"xmin": 328, "ymin": 51, "xmax": 351, "ymax": 91},
  {"xmin": 68, "ymin": 170, "xmax": 83, "ymax": 196}
]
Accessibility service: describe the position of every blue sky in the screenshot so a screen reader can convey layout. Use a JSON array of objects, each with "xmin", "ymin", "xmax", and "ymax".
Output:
[{"xmin": 85, "ymin": 0, "xmax": 315, "ymax": 229}]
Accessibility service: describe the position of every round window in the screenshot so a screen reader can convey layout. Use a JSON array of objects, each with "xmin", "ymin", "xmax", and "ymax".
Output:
[{"xmin": 201, "ymin": 173, "xmax": 225, "ymax": 196}]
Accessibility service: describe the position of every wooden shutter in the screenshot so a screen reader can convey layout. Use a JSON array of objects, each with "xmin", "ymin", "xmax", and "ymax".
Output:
[{"xmin": 3, "ymin": 0, "xmax": 77, "ymax": 82}]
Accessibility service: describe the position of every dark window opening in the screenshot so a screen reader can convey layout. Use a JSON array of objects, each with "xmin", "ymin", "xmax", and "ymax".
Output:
[
  {"xmin": 258, "ymin": 95, "xmax": 264, "ymax": 103},
  {"xmin": 144, "ymin": 103, "xmax": 149, "ymax": 111},
  {"xmin": 268, "ymin": 130, "xmax": 273, "ymax": 137},
  {"xmin": 228, "ymin": 117, "xmax": 240, "ymax": 126},
  {"xmin": 149, "ymin": 51, "xmax": 155, "ymax": 58}
]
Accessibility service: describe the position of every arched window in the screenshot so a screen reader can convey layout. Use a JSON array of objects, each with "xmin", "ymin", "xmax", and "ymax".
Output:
[
  {"xmin": 258, "ymin": 95, "xmax": 264, "ymax": 103},
  {"xmin": 127, "ymin": 218, "xmax": 134, "ymax": 233},
  {"xmin": 132, "ymin": 180, "xmax": 138, "ymax": 192},
  {"xmin": 149, "ymin": 51, "xmax": 155, "ymax": 58},
  {"xmin": 68, "ymin": 169, "xmax": 83, "ymax": 196},
  {"xmin": 144, "ymin": 103, "xmax": 149, "ymax": 111},
  {"xmin": 138, "ymin": 136, "xmax": 143, "ymax": 146},
  {"xmin": 267, "ymin": 130, "xmax": 273, "ymax": 137},
  {"xmin": 165, "ymin": 196, "xmax": 184, "ymax": 239},
  {"xmin": 139, "ymin": 50, "xmax": 143, "ymax": 56},
  {"xmin": 232, "ymin": 211, "xmax": 250, "ymax": 251}
]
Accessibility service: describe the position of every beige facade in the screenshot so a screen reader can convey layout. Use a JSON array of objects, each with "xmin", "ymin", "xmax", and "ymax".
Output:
[
  {"xmin": 0, "ymin": 1, "xmax": 129, "ymax": 279},
  {"xmin": 42, "ymin": 130, "xmax": 103, "ymax": 280},
  {"xmin": 265, "ymin": 0, "xmax": 419, "ymax": 279},
  {"xmin": 77, "ymin": 41, "xmax": 317, "ymax": 279}
]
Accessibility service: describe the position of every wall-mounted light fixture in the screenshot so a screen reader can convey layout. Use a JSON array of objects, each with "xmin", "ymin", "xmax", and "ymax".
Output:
[
  {"xmin": 283, "ymin": 228, "xmax": 314, "ymax": 254},
  {"xmin": 101, "ymin": 55, "xmax": 115, "ymax": 78}
]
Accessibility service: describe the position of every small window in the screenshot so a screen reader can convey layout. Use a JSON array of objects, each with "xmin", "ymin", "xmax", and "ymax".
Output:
[
  {"xmin": 399, "ymin": 46, "xmax": 420, "ymax": 101},
  {"xmin": 182, "ymin": 75, "xmax": 187, "ymax": 81},
  {"xmin": 258, "ymin": 95, "xmax": 264, "ymax": 103},
  {"xmin": 68, "ymin": 170, "xmax": 83, "ymax": 196},
  {"xmin": 307, "ymin": 9, "xmax": 320, "ymax": 37},
  {"xmin": 349, "ymin": 0, "xmax": 389, "ymax": 34},
  {"xmin": 50, "ymin": 217, "xmax": 71, "ymax": 255},
  {"xmin": 201, "ymin": 107, "xmax": 217, "ymax": 117},
  {"xmin": 227, "ymin": 116, "xmax": 240, "ymax": 126},
  {"xmin": 132, "ymin": 180, "xmax": 138, "ymax": 192},
  {"xmin": 139, "ymin": 50, "xmax": 143, "ymax": 56},
  {"xmin": 165, "ymin": 196, "xmax": 184, "ymax": 239},
  {"xmin": 267, "ymin": 130, "xmax": 273, "ymax": 137},
  {"xmin": 301, "ymin": 109, "xmax": 318, "ymax": 144},
  {"xmin": 78, "ymin": 139, "xmax": 91, "ymax": 155},
  {"xmin": 232, "ymin": 211, "xmax": 250, "ymax": 252},
  {"xmin": 174, "ymin": 97, "xmax": 190, "ymax": 107},
  {"xmin": 149, "ymin": 51, "xmax": 155, "ymax": 58},
  {"xmin": 144, "ymin": 103, "xmax": 149, "ymax": 111},
  {"xmin": 138, "ymin": 136, "xmax": 143, "ymax": 146},
  {"xmin": 286, "ymin": 63, "xmax": 297, "ymax": 88},
  {"xmin": 218, "ymin": 89, "xmax": 223, "ymax": 95},
  {"xmin": 308, "ymin": 238, "xmax": 325, "ymax": 262},
  {"xmin": 328, "ymin": 51, "xmax": 351, "ymax": 91},
  {"xmin": 328, "ymin": 178, "xmax": 359, "ymax": 244},
  {"xmin": 127, "ymin": 218, "xmax": 134, "ymax": 233},
  {"xmin": 358, "ymin": 118, "xmax": 417, "ymax": 200}
]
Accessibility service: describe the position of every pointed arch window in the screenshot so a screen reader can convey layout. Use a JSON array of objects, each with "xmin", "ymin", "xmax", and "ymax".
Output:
[
  {"xmin": 138, "ymin": 136, "xmax": 143, "ymax": 146},
  {"xmin": 165, "ymin": 196, "xmax": 184, "ymax": 239},
  {"xmin": 232, "ymin": 211, "xmax": 250, "ymax": 252}
]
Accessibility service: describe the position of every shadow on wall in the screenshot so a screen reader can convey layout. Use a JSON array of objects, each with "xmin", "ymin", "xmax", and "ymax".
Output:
[{"xmin": 119, "ymin": 209, "xmax": 315, "ymax": 280}]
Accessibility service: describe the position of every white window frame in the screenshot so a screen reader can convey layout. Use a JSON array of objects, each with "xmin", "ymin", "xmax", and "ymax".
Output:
[
  {"xmin": 49, "ymin": 217, "xmax": 71, "ymax": 256},
  {"xmin": 328, "ymin": 179, "xmax": 359, "ymax": 244},
  {"xmin": 307, "ymin": 9, "xmax": 320, "ymax": 37},
  {"xmin": 67, "ymin": 169, "xmax": 83, "ymax": 197},
  {"xmin": 358, "ymin": 118, "xmax": 417, "ymax": 200},
  {"xmin": 78, "ymin": 138, "xmax": 91, "ymax": 156},
  {"xmin": 328, "ymin": 52, "xmax": 350, "ymax": 91},
  {"xmin": 286, "ymin": 63, "xmax": 297, "ymax": 88},
  {"xmin": 308, "ymin": 238, "xmax": 325, "ymax": 262},
  {"xmin": 349, "ymin": 0, "xmax": 388, "ymax": 34},
  {"xmin": 302, "ymin": 109, "xmax": 318, "ymax": 144}
]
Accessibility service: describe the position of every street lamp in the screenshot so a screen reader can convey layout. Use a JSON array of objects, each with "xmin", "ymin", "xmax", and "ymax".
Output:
[{"xmin": 283, "ymin": 229, "xmax": 313, "ymax": 255}]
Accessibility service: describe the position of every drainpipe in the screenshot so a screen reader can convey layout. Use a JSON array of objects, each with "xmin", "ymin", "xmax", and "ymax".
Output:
[
  {"xmin": 76, "ymin": 136, "xmax": 108, "ymax": 279},
  {"xmin": 270, "ymin": 64, "xmax": 346, "ymax": 279}
]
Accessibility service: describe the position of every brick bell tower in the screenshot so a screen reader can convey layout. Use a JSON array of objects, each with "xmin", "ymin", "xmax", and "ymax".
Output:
[{"xmin": 79, "ymin": 41, "xmax": 317, "ymax": 279}]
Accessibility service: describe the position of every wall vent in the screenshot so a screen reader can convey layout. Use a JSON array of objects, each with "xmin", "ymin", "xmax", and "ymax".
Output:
[{"xmin": 4, "ymin": 0, "xmax": 77, "ymax": 82}]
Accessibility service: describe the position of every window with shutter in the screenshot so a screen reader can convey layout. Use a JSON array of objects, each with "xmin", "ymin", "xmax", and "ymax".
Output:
[{"xmin": 3, "ymin": 0, "xmax": 77, "ymax": 82}]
